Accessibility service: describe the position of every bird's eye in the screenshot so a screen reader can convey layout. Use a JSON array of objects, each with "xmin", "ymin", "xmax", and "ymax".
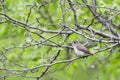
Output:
[{"xmin": 74, "ymin": 41, "xmax": 76, "ymax": 43}]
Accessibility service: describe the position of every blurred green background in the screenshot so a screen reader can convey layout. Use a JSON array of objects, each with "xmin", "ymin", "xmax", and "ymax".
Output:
[{"xmin": 0, "ymin": 0, "xmax": 120, "ymax": 80}]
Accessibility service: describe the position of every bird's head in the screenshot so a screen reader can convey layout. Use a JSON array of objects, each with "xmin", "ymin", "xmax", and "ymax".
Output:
[{"xmin": 72, "ymin": 40, "xmax": 80, "ymax": 46}]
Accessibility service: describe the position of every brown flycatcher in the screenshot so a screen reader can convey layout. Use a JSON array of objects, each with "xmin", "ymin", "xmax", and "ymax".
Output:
[{"xmin": 72, "ymin": 40, "xmax": 93, "ymax": 55}]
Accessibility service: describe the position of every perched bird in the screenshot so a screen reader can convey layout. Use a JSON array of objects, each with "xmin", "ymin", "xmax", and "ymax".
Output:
[{"xmin": 72, "ymin": 40, "xmax": 93, "ymax": 55}]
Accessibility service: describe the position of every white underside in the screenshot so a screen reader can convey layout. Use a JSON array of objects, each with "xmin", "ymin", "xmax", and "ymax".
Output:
[{"xmin": 73, "ymin": 46, "xmax": 84, "ymax": 55}]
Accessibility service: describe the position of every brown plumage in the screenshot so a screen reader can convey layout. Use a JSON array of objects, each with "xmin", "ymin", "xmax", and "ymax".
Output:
[{"xmin": 72, "ymin": 40, "xmax": 92, "ymax": 55}]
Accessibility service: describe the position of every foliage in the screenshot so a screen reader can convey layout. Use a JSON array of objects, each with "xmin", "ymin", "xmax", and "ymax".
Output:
[{"xmin": 0, "ymin": 0, "xmax": 120, "ymax": 80}]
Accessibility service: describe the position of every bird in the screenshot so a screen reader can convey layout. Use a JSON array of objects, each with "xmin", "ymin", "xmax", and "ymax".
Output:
[{"xmin": 72, "ymin": 40, "xmax": 93, "ymax": 56}]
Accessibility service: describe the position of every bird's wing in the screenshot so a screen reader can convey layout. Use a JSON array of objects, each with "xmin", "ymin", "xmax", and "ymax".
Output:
[{"xmin": 76, "ymin": 45, "xmax": 92, "ymax": 54}]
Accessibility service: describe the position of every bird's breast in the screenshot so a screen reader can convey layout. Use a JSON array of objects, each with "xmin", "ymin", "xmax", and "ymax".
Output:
[{"xmin": 73, "ymin": 46, "xmax": 84, "ymax": 55}]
